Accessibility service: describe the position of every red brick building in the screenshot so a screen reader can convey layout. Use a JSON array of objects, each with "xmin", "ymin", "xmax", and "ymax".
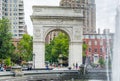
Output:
[{"xmin": 83, "ymin": 30, "xmax": 114, "ymax": 64}]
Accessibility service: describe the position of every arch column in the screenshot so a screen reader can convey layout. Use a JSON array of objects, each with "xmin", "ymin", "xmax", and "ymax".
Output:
[
  {"xmin": 33, "ymin": 41, "xmax": 45, "ymax": 68},
  {"xmin": 69, "ymin": 42, "xmax": 82, "ymax": 68}
]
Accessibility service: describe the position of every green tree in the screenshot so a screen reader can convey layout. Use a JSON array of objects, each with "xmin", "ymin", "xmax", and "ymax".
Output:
[
  {"xmin": 0, "ymin": 18, "xmax": 15, "ymax": 59},
  {"xmin": 4, "ymin": 57, "xmax": 11, "ymax": 66},
  {"xmin": 82, "ymin": 41, "xmax": 88, "ymax": 64},
  {"xmin": 45, "ymin": 32, "xmax": 69, "ymax": 63},
  {"xmin": 45, "ymin": 44, "xmax": 53, "ymax": 62},
  {"xmin": 82, "ymin": 41, "xmax": 88, "ymax": 57},
  {"xmin": 17, "ymin": 34, "xmax": 33, "ymax": 61},
  {"xmin": 99, "ymin": 57, "xmax": 105, "ymax": 67}
]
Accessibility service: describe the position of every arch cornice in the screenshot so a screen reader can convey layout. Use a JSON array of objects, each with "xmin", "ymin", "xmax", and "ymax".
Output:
[{"xmin": 31, "ymin": 16, "xmax": 84, "ymax": 20}]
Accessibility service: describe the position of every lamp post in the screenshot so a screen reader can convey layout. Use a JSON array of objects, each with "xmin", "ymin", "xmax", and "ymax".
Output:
[{"xmin": 33, "ymin": 53, "xmax": 35, "ymax": 69}]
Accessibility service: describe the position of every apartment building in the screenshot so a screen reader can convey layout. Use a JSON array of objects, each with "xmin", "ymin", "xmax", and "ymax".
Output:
[{"xmin": 0, "ymin": 0, "xmax": 26, "ymax": 38}]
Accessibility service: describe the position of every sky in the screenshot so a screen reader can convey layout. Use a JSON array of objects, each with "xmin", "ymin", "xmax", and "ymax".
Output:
[{"xmin": 24, "ymin": 0, "xmax": 118, "ymax": 35}]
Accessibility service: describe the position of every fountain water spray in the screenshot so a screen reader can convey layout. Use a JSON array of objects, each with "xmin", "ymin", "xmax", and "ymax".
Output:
[
  {"xmin": 105, "ymin": 32, "xmax": 111, "ymax": 81},
  {"xmin": 112, "ymin": 5, "xmax": 120, "ymax": 81}
]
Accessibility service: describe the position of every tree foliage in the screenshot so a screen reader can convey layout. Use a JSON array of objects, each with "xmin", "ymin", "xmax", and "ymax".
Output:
[
  {"xmin": 82, "ymin": 41, "xmax": 88, "ymax": 64},
  {"xmin": 45, "ymin": 32, "xmax": 69, "ymax": 63},
  {"xmin": 82, "ymin": 41, "xmax": 88, "ymax": 57},
  {"xmin": 99, "ymin": 57, "xmax": 105, "ymax": 67},
  {"xmin": 0, "ymin": 18, "xmax": 15, "ymax": 59},
  {"xmin": 4, "ymin": 57, "xmax": 11, "ymax": 66},
  {"xmin": 17, "ymin": 34, "xmax": 33, "ymax": 61}
]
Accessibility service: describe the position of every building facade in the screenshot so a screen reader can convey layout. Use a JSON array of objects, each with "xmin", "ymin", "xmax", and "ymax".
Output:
[
  {"xmin": 60, "ymin": 0, "xmax": 96, "ymax": 34},
  {"xmin": 0, "ymin": 0, "xmax": 26, "ymax": 38},
  {"xmin": 83, "ymin": 29, "xmax": 114, "ymax": 64}
]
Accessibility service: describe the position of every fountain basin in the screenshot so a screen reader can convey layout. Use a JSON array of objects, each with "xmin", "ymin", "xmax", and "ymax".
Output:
[{"xmin": 11, "ymin": 65, "xmax": 24, "ymax": 77}]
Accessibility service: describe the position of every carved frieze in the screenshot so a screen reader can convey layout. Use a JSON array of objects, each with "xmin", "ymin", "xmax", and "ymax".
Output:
[
  {"xmin": 53, "ymin": 19, "xmax": 63, "ymax": 25},
  {"xmin": 32, "ymin": 19, "xmax": 82, "ymax": 26}
]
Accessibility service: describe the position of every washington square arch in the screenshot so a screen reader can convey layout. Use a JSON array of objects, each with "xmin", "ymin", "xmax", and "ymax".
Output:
[{"xmin": 31, "ymin": 6, "xmax": 84, "ymax": 68}]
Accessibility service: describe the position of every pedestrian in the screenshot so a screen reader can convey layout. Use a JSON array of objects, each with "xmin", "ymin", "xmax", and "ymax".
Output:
[
  {"xmin": 4, "ymin": 65, "xmax": 6, "ymax": 71},
  {"xmin": 46, "ymin": 64, "xmax": 49, "ymax": 70},
  {"xmin": 0, "ymin": 67, "xmax": 4, "ymax": 71},
  {"xmin": 76, "ymin": 63, "xmax": 78, "ymax": 70}
]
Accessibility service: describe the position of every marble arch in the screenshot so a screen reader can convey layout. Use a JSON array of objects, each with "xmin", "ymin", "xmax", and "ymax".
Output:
[{"xmin": 31, "ymin": 6, "xmax": 84, "ymax": 68}]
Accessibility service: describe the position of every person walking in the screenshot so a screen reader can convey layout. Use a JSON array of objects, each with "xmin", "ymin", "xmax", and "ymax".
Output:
[{"xmin": 76, "ymin": 63, "xmax": 78, "ymax": 70}]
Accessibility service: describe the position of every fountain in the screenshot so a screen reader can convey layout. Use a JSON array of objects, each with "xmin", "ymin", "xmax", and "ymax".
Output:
[
  {"xmin": 112, "ymin": 5, "xmax": 120, "ymax": 81},
  {"xmin": 105, "ymin": 32, "xmax": 111, "ymax": 81}
]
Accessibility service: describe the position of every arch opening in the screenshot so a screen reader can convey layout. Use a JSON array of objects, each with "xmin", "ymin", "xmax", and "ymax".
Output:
[{"xmin": 45, "ymin": 29, "xmax": 70, "ymax": 67}]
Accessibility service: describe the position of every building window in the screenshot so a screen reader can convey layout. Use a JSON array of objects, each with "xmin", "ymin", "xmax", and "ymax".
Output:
[
  {"xmin": 5, "ymin": 13, "xmax": 8, "ymax": 16},
  {"xmin": 14, "ymin": 34, "xmax": 17, "ymax": 36},
  {"xmin": 92, "ymin": 35, "xmax": 95, "ymax": 39},
  {"xmin": 14, "ymin": 0, "xmax": 17, "ymax": 3},
  {"xmin": 88, "ymin": 41, "xmax": 91, "ymax": 45},
  {"xmin": 94, "ymin": 40, "xmax": 97, "ymax": 45},
  {"xmin": 95, "ymin": 35, "xmax": 97, "ymax": 39},
  {"xmin": 89, "ymin": 48, "xmax": 91, "ymax": 52},
  {"xmin": 97, "ymin": 35, "xmax": 100, "ymax": 39},
  {"xmin": 100, "ymin": 48, "xmax": 102, "ymax": 52},
  {"xmin": 94, "ymin": 48, "xmax": 97, "ymax": 52},
  {"xmin": 100, "ymin": 40, "xmax": 103, "ymax": 46},
  {"xmin": 106, "ymin": 48, "xmax": 107, "ymax": 52},
  {"xmin": 5, "ymin": 0, "xmax": 8, "ymax": 2},
  {"xmin": 14, "ymin": 30, "xmax": 17, "ymax": 33},
  {"xmin": 85, "ymin": 35, "xmax": 89, "ymax": 39},
  {"xmin": 5, "ymin": 8, "xmax": 7, "ymax": 11},
  {"xmin": 89, "ymin": 35, "xmax": 91, "ymax": 39}
]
